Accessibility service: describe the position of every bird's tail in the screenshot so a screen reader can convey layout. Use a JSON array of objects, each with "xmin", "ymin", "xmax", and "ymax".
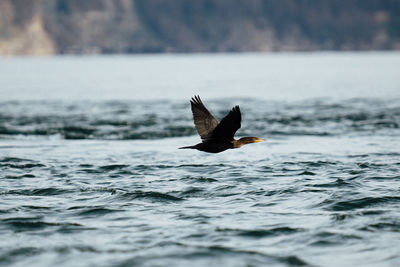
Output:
[{"xmin": 179, "ymin": 145, "xmax": 196, "ymax": 149}]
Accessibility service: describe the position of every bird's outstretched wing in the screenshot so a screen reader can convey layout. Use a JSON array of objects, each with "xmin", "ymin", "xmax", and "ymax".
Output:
[
  {"xmin": 211, "ymin": 105, "xmax": 241, "ymax": 141},
  {"xmin": 190, "ymin": 96, "xmax": 219, "ymax": 141}
]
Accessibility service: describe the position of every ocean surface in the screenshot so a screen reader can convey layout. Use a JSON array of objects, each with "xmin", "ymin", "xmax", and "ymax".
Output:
[{"xmin": 0, "ymin": 52, "xmax": 400, "ymax": 267}]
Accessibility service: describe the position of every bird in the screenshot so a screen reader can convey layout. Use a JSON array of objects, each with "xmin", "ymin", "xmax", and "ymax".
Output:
[{"xmin": 179, "ymin": 96, "xmax": 265, "ymax": 153}]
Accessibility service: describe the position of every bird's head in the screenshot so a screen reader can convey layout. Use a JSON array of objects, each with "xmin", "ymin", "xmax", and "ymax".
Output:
[{"xmin": 237, "ymin": 137, "xmax": 266, "ymax": 146}]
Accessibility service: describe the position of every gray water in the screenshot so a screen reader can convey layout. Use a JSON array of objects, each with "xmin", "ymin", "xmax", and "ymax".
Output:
[{"xmin": 1, "ymin": 53, "xmax": 400, "ymax": 267}]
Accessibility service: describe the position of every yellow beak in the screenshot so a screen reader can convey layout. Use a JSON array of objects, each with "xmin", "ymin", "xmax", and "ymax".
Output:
[{"xmin": 256, "ymin": 138, "xmax": 266, "ymax": 143}]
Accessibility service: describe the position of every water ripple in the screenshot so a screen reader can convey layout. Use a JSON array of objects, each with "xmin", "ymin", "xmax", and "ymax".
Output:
[
  {"xmin": 1, "ymin": 98, "xmax": 398, "ymax": 140},
  {"xmin": 1, "ymin": 97, "xmax": 399, "ymax": 267}
]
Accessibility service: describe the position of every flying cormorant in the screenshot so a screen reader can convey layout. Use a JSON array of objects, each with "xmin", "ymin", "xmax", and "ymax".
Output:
[{"xmin": 180, "ymin": 96, "xmax": 265, "ymax": 153}]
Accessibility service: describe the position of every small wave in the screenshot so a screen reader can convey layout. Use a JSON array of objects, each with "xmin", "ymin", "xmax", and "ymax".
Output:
[
  {"xmin": 2, "ymin": 188, "xmax": 74, "ymax": 196},
  {"xmin": 78, "ymin": 168, "xmax": 102, "ymax": 174},
  {"xmin": 326, "ymin": 196, "xmax": 400, "ymax": 211},
  {"xmin": 267, "ymin": 130, "xmax": 332, "ymax": 136},
  {"xmin": 181, "ymin": 176, "xmax": 218, "ymax": 183},
  {"xmin": 309, "ymin": 231, "xmax": 362, "ymax": 246},
  {"xmin": 78, "ymin": 163, "xmax": 93, "ymax": 168},
  {"xmin": 4, "ymin": 174, "xmax": 36, "ymax": 179},
  {"xmin": 359, "ymin": 222, "xmax": 400, "ymax": 232},
  {"xmin": 310, "ymin": 178, "xmax": 352, "ymax": 188},
  {"xmin": 178, "ymin": 164, "xmax": 216, "ymax": 167},
  {"xmin": 73, "ymin": 207, "xmax": 122, "ymax": 216},
  {"xmin": 134, "ymin": 164, "xmax": 174, "ymax": 170},
  {"xmin": 0, "ymin": 247, "xmax": 44, "ymax": 265},
  {"xmin": 370, "ymin": 175, "xmax": 400, "ymax": 180},
  {"xmin": 203, "ymin": 245, "xmax": 309, "ymax": 266},
  {"xmin": 99, "ymin": 164, "xmax": 130, "ymax": 171},
  {"xmin": 119, "ymin": 242, "xmax": 309, "ymax": 267},
  {"xmin": 118, "ymin": 190, "xmax": 184, "ymax": 202},
  {"xmin": 298, "ymin": 170, "xmax": 316, "ymax": 176},
  {"xmin": 300, "ymin": 160, "xmax": 339, "ymax": 167},
  {"xmin": 54, "ymin": 245, "xmax": 100, "ymax": 253},
  {"xmin": 179, "ymin": 187, "xmax": 205, "ymax": 197},
  {"xmin": 21, "ymin": 205, "xmax": 51, "ymax": 210},
  {"xmin": 0, "ymin": 157, "xmax": 45, "ymax": 169},
  {"xmin": 2, "ymin": 163, "xmax": 45, "ymax": 169},
  {"xmin": 0, "ymin": 157, "xmax": 34, "ymax": 163},
  {"xmin": 2, "ymin": 217, "xmax": 82, "ymax": 231},
  {"xmin": 216, "ymin": 226, "xmax": 303, "ymax": 238},
  {"xmin": 78, "ymin": 187, "xmax": 120, "ymax": 194}
]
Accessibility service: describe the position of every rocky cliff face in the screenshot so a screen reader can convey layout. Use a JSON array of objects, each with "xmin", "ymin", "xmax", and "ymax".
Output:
[
  {"xmin": 42, "ymin": 0, "xmax": 161, "ymax": 54},
  {"xmin": 0, "ymin": 0, "xmax": 399, "ymax": 55},
  {"xmin": 0, "ymin": 0, "xmax": 55, "ymax": 55}
]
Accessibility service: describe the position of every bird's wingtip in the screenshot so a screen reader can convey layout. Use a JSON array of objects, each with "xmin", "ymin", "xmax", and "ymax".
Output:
[
  {"xmin": 232, "ymin": 105, "xmax": 240, "ymax": 112},
  {"xmin": 191, "ymin": 95, "xmax": 203, "ymax": 105}
]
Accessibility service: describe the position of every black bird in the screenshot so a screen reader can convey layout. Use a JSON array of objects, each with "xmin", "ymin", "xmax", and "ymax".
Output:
[{"xmin": 180, "ymin": 96, "xmax": 265, "ymax": 153}]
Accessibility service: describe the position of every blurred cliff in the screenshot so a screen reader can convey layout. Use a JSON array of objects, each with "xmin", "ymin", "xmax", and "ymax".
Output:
[{"xmin": 1, "ymin": 0, "xmax": 399, "ymax": 55}]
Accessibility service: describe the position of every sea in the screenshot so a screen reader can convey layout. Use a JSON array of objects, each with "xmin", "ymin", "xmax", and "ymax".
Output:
[{"xmin": 0, "ymin": 52, "xmax": 399, "ymax": 267}]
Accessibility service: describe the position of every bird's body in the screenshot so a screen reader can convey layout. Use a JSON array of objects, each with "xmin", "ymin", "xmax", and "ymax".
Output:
[
  {"xmin": 180, "ymin": 139, "xmax": 234, "ymax": 153},
  {"xmin": 180, "ymin": 96, "xmax": 265, "ymax": 153}
]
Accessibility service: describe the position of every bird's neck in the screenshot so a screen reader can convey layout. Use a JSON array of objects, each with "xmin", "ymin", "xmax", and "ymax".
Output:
[
  {"xmin": 233, "ymin": 137, "xmax": 257, "ymax": 148},
  {"xmin": 232, "ymin": 139, "xmax": 242, "ymax": 148}
]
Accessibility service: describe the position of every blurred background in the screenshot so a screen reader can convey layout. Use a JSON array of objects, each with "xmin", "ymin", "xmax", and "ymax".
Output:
[{"xmin": 1, "ymin": 0, "xmax": 400, "ymax": 55}]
